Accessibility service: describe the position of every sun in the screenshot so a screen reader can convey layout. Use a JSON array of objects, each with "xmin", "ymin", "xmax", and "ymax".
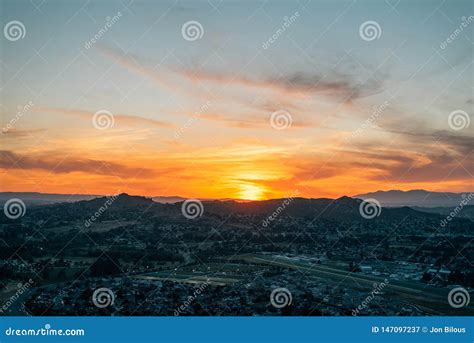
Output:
[{"xmin": 238, "ymin": 184, "xmax": 264, "ymax": 201}]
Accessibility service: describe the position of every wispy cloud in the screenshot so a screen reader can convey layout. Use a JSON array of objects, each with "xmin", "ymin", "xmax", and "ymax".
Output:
[
  {"xmin": 35, "ymin": 107, "xmax": 174, "ymax": 129},
  {"xmin": 0, "ymin": 150, "xmax": 155, "ymax": 178},
  {"xmin": 0, "ymin": 128, "xmax": 46, "ymax": 138},
  {"xmin": 174, "ymin": 67, "xmax": 384, "ymax": 102},
  {"xmin": 100, "ymin": 44, "xmax": 384, "ymax": 110},
  {"xmin": 198, "ymin": 112, "xmax": 314, "ymax": 129},
  {"xmin": 97, "ymin": 45, "xmax": 208, "ymax": 99}
]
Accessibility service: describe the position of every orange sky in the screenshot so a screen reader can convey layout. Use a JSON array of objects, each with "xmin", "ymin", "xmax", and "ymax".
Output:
[{"xmin": 0, "ymin": 130, "xmax": 471, "ymax": 200}]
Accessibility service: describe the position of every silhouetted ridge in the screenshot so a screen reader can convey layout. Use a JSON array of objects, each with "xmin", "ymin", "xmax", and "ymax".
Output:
[
  {"xmin": 355, "ymin": 189, "xmax": 470, "ymax": 207},
  {"xmin": 24, "ymin": 194, "xmax": 445, "ymax": 224},
  {"xmin": 65, "ymin": 193, "xmax": 156, "ymax": 209},
  {"xmin": 112, "ymin": 193, "xmax": 155, "ymax": 206}
]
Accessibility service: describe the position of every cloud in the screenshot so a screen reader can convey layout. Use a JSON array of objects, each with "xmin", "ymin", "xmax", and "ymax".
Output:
[
  {"xmin": 175, "ymin": 67, "xmax": 384, "ymax": 102},
  {"xmin": 35, "ymin": 107, "xmax": 174, "ymax": 129},
  {"xmin": 411, "ymin": 130, "xmax": 473, "ymax": 157},
  {"xmin": 0, "ymin": 150, "xmax": 155, "ymax": 178},
  {"xmin": 369, "ymin": 153, "xmax": 473, "ymax": 183},
  {"xmin": 372, "ymin": 126, "xmax": 474, "ymax": 158},
  {"xmin": 100, "ymin": 44, "xmax": 385, "ymax": 109},
  {"xmin": 199, "ymin": 112, "xmax": 314, "ymax": 129},
  {"xmin": 97, "ymin": 45, "xmax": 386, "ymax": 134},
  {"xmin": 98, "ymin": 45, "xmax": 174, "ymax": 89},
  {"xmin": 0, "ymin": 128, "xmax": 46, "ymax": 137},
  {"xmin": 347, "ymin": 114, "xmax": 473, "ymax": 183},
  {"xmin": 97, "ymin": 45, "xmax": 208, "ymax": 99},
  {"xmin": 269, "ymin": 138, "xmax": 473, "ymax": 190},
  {"xmin": 339, "ymin": 141, "xmax": 473, "ymax": 184}
]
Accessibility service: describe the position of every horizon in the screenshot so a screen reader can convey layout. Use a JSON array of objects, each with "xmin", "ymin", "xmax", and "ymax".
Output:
[
  {"xmin": 1, "ymin": 188, "xmax": 473, "ymax": 203},
  {"xmin": 1, "ymin": 0, "xmax": 472, "ymax": 200}
]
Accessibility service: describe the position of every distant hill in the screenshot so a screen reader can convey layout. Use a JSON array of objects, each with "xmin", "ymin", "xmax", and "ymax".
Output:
[
  {"xmin": 411, "ymin": 205, "xmax": 474, "ymax": 221},
  {"xmin": 0, "ymin": 192, "xmax": 101, "ymax": 206},
  {"xmin": 197, "ymin": 196, "xmax": 429, "ymax": 222},
  {"xmin": 12, "ymin": 193, "xmax": 163, "ymax": 224},
  {"xmin": 152, "ymin": 196, "xmax": 186, "ymax": 204},
  {"xmin": 3, "ymin": 191, "xmax": 471, "ymax": 224},
  {"xmin": 76, "ymin": 193, "xmax": 155, "ymax": 208},
  {"xmin": 152, "ymin": 196, "xmax": 248, "ymax": 203},
  {"xmin": 3, "ymin": 190, "xmax": 472, "ymax": 210},
  {"xmin": 12, "ymin": 193, "xmax": 464, "ymax": 230},
  {"xmin": 0, "ymin": 192, "xmax": 246, "ymax": 207},
  {"xmin": 355, "ymin": 190, "xmax": 471, "ymax": 207}
]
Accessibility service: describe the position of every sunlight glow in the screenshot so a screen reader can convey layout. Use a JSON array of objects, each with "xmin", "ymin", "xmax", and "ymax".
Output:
[{"xmin": 238, "ymin": 183, "xmax": 265, "ymax": 200}]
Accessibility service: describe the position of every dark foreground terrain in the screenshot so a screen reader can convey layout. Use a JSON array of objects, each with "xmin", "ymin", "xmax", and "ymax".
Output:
[{"xmin": 1, "ymin": 194, "xmax": 473, "ymax": 316}]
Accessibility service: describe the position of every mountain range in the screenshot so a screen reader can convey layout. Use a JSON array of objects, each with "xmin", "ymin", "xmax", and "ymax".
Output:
[
  {"xmin": 0, "ymin": 189, "xmax": 471, "ymax": 209},
  {"xmin": 0, "ymin": 192, "xmax": 241, "ymax": 206},
  {"xmin": 355, "ymin": 189, "xmax": 471, "ymax": 207},
  {"xmin": 0, "ymin": 192, "xmax": 100, "ymax": 206},
  {"xmin": 15, "ymin": 193, "xmax": 447, "ymax": 224}
]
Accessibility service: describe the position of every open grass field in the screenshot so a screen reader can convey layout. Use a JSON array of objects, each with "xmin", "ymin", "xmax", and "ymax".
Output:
[{"xmin": 135, "ymin": 269, "xmax": 245, "ymax": 286}]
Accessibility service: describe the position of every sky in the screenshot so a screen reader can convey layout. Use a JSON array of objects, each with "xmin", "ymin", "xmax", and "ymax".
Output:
[{"xmin": 1, "ymin": 0, "xmax": 473, "ymax": 200}]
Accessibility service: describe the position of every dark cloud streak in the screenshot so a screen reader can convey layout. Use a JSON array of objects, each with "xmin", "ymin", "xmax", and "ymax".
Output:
[{"xmin": 0, "ymin": 150, "xmax": 155, "ymax": 178}]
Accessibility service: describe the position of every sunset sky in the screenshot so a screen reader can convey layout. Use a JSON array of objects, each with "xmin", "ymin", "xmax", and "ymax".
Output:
[{"xmin": 1, "ymin": 0, "xmax": 473, "ymax": 200}]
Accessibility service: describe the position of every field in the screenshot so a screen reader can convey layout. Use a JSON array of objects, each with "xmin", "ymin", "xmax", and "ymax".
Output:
[{"xmin": 136, "ymin": 270, "xmax": 245, "ymax": 286}]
